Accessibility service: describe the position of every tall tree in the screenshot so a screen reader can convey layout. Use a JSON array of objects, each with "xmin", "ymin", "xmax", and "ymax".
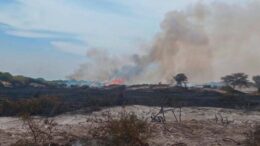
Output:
[
  {"xmin": 221, "ymin": 73, "xmax": 249, "ymax": 89},
  {"xmin": 174, "ymin": 73, "xmax": 188, "ymax": 88},
  {"xmin": 252, "ymin": 75, "xmax": 260, "ymax": 92}
]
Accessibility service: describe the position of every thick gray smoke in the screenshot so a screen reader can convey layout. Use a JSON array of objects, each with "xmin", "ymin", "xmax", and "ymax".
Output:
[{"xmin": 70, "ymin": 1, "xmax": 260, "ymax": 84}]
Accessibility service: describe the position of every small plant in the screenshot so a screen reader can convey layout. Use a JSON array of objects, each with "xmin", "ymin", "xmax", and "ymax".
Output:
[{"xmin": 89, "ymin": 112, "xmax": 153, "ymax": 146}]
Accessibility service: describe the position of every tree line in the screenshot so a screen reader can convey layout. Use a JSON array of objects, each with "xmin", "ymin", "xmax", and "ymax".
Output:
[{"xmin": 172, "ymin": 73, "xmax": 260, "ymax": 92}]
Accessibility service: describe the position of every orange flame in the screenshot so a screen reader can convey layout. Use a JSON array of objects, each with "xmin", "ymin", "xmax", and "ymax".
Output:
[{"xmin": 106, "ymin": 78, "xmax": 125, "ymax": 86}]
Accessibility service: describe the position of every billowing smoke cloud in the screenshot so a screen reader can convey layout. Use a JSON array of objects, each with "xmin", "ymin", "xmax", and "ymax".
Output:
[{"xmin": 70, "ymin": 1, "xmax": 260, "ymax": 84}]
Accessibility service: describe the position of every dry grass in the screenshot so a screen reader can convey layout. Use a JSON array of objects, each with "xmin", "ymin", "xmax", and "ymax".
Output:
[{"xmin": 244, "ymin": 125, "xmax": 260, "ymax": 146}]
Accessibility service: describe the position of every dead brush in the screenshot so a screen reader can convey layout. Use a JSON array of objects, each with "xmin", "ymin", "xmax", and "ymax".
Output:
[
  {"xmin": 88, "ymin": 111, "xmax": 154, "ymax": 146},
  {"xmin": 151, "ymin": 106, "xmax": 182, "ymax": 124},
  {"xmin": 214, "ymin": 113, "xmax": 234, "ymax": 126},
  {"xmin": 11, "ymin": 114, "xmax": 60, "ymax": 146}
]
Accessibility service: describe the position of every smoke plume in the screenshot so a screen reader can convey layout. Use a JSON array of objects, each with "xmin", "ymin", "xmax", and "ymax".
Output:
[{"xmin": 70, "ymin": 1, "xmax": 260, "ymax": 84}]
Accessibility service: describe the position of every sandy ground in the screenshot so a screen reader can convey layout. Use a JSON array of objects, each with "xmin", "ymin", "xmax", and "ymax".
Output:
[{"xmin": 0, "ymin": 106, "xmax": 260, "ymax": 146}]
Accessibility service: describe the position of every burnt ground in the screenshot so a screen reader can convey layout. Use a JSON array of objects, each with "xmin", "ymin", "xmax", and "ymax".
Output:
[{"xmin": 0, "ymin": 85, "xmax": 259, "ymax": 111}]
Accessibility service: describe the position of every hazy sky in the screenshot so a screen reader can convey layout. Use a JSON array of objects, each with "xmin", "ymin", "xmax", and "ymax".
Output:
[{"xmin": 0, "ymin": 0, "xmax": 249, "ymax": 80}]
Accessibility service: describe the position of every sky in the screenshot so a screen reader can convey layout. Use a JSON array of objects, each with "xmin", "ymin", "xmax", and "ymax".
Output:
[{"xmin": 0, "ymin": 0, "xmax": 249, "ymax": 80}]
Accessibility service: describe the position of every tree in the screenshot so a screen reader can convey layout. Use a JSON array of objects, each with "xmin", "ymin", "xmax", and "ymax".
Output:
[
  {"xmin": 252, "ymin": 75, "xmax": 260, "ymax": 92},
  {"xmin": 174, "ymin": 73, "xmax": 188, "ymax": 88},
  {"xmin": 221, "ymin": 73, "xmax": 249, "ymax": 89}
]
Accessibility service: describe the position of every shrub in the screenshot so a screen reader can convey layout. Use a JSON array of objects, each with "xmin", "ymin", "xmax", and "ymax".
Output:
[
  {"xmin": 89, "ymin": 112, "xmax": 153, "ymax": 146},
  {"xmin": 20, "ymin": 114, "xmax": 58, "ymax": 145},
  {"xmin": 11, "ymin": 115, "xmax": 57, "ymax": 146},
  {"xmin": 11, "ymin": 114, "xmax": 78, "ymax": 146}
]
